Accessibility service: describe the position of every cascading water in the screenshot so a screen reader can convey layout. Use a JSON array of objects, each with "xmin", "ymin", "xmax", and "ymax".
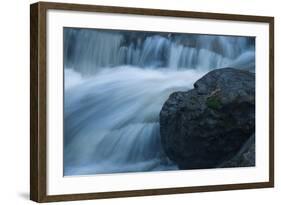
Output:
[{"xmin": 63, "ymin": 28, "xmax": 255, "ymax": 176}]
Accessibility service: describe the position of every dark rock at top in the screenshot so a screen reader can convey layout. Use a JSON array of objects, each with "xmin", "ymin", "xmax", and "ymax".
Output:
[{"xmin": 160, "ymin": 68, "xmax": 255, "ymax": 169}]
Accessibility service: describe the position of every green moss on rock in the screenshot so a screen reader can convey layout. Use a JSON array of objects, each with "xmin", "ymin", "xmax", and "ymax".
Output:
[{"xmin": 206, "ymin": 96, "xmax": 221, "ymax": 110}]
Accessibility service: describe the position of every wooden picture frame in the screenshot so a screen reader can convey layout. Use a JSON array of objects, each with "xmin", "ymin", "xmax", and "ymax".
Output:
[{"xmin": 30, "ymin": 1, "xmax": 274, "ymax": 202}]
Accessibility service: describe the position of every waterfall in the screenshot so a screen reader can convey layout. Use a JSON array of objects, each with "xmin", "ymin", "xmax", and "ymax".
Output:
[
  {"xmin": 63, "ymin": 28, "xmax": 255, "ymax": 176},
  {"xmin": 64, "ymin": 28, "xmax": 255, "ymax": 74}
]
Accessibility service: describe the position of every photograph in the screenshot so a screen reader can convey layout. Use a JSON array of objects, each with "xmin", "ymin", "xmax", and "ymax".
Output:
[
  {"xmin": 63, "ymin": 27, "xmax": 256, "ymax": 176},
  {"xmin": 30, "ymin": 2, "xmax": 274, "ymax": 202}
]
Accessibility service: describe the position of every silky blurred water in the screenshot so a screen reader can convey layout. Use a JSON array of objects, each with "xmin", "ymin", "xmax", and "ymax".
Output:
[{"xmin": 63, "ymin": 28, "xmax": 255, "ymax": 176}]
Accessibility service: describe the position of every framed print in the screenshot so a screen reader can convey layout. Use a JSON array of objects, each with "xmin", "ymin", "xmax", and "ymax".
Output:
[{"xmin": 30, "ymin": 1, "xmax": 274, "ymax": 202}]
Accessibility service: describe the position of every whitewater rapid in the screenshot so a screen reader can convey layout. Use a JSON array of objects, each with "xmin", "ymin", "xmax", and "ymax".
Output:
[
  {"xmin": 63, "ymin": 28, "xmax": 255, "ymax": 176},
  {"xmin": 64, "ymin": 67, "xmax": 207, "ymax": 175}
]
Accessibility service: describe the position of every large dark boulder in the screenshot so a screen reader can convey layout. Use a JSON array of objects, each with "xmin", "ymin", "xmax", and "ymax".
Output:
[{"xmin": 160, "ymin": 68, "xmax": 255, "ymax": 169}]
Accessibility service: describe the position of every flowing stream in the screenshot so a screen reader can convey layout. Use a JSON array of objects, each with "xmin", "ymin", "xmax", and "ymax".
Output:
[{"xmin": 63, "ymin": 28, "xmax": 255, "ymax": 176}]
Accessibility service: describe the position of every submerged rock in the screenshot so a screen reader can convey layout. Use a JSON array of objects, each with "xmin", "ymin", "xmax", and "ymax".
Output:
[{"xmin": 160, "ymin": 68, "xmax": 255, "ymax": 169}]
